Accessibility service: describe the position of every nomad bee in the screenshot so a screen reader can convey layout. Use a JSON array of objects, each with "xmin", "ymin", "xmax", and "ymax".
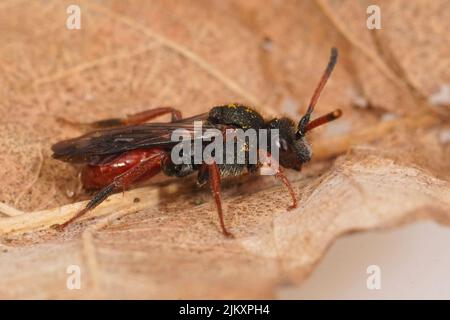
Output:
[{"xmin": 52, "ymin": 48, "xmax": 341, "ymax": 236}]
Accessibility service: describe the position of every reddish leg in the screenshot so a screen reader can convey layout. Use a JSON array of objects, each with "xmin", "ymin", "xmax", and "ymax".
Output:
[
  {"xmin": 274, "ymin": 166, "xmax": 297, "ymax": 210},
  {"xmin": 121, "ymin": 107, "xmax": 182, "ymax": 124},
  {"xmin": 58, "ymin": 106, "xmax": 182, "ymax": 129},
  {"xmin": 56, "ymin": 151, "xmax": 167, "ymax": 230},
  {"xmin": 259, "ymin": 150, "xmax": 297, "ymax": 210},
  {"xmin": 205, "ymin": 161, "xmax": 233, "ymax": 237}
]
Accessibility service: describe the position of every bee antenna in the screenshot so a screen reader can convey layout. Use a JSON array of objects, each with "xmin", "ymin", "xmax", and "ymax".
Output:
[{"xmin": 296, "ymin": 47, "xmax": 338, "ymax": 138}]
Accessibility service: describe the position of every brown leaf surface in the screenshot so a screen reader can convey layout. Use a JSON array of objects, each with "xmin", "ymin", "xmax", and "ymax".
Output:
[{"xmin": 0, "ymin": 0, "xmax": 449, "ymax": 298}]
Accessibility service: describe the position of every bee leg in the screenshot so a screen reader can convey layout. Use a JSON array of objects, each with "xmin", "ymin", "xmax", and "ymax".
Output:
[
  {"xmin": 274, "ymin": 166, "xmax": 297, "ymax": 210},
  {"xmin": 121, "ymin": 107, "xmax": 182, "ymax": 124},
  {"xmin": 202, "ymin": 161, "xmax": 233, "ymax": 237},
  {"xmin": 57, "ymin": 106, "xmax": 182, "ymax": 129},
  {"xmin": 55, "ymin": 184, "xmax": 116, "ymax": 230},
  {"xmin": 258, "ymin": 150, "xmax": 297, "ymax": 210},
  {"xmin": 55, "ymin": 152, "xmax": 166, "ymax": 230}
]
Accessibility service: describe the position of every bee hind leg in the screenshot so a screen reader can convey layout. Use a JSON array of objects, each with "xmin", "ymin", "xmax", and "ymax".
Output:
[
  {"xmin": 57, "ymin": 106, "xmax": 182, "ymax": 130},
  {"xmin": 55, "ymin": 152, "xmax": 166, "ymax": 230}
]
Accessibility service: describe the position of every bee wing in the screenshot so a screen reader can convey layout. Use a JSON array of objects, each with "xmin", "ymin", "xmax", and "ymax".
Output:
[{"xmin": 52, "ymin": 115, "xmax": 219, "ymax": 165}]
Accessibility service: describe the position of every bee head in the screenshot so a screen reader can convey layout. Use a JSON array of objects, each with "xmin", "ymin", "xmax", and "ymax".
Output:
[
  {"xmin": 267, "ymin": 118, "xmax": 311, "ymax": 170},
  {"xmin": 268, "ymin": 48, "xmax": 342, "ymax": 171}
]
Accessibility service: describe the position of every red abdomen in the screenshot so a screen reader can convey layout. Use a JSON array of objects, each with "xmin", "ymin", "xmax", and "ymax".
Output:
[{"xmin": 81, "ymin": 148, "xmax": 164, "ymax": 190}]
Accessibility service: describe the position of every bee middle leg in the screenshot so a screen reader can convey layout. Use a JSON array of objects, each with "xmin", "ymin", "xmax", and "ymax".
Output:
[{"xmin": 199, "ymin": 161, "xmax": 233, "ymax": 237}]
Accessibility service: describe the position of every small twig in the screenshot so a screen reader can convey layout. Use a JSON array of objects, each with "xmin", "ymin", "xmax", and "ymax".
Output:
[{"xmin": 0, "ymin": 184, "xmax": 163, "ymax": 235}]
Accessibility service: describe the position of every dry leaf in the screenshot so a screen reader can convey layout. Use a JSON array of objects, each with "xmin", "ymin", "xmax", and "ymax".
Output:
[{"xmin": 0, "ymin": 0, "xmax": 449, "ymax": 299}]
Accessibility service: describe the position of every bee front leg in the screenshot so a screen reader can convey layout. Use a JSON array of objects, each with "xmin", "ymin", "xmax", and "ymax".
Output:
[
  {"xmin": 258, "ymin": 150, "xmax": 297, "ymax": 210},
  {"xmin": 274, "ymin": 166, "xmax": 298, "ymax": 210}
]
